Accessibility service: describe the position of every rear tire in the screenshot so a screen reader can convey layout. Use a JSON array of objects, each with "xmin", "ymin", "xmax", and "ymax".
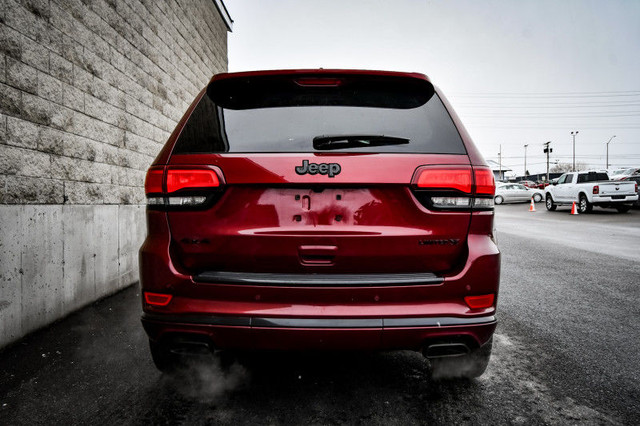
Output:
[
  {"xmin": 616, "ymin": 205, "xmax": 631, "ymax": 213},
  {"xmin": 578, "ymin": 194, "xmax": 592, "ymax": 213},
  {"xmin": 533, "ymin": 193, "xmax": 542, "ymax": 203},
  {"xmin": 494, "ymin": 195, "xmax": 504, "ymax": 205},
  {"xmin": 545, "ymin": 195, "xmax": 557, "ymax": 211},
  {"xmin": 429, "ymin": 337, "xmax": 493, "ymax": 380},
  {"xmin": 149, "ymin": 339, "xmax": 183, "ymax": 373}
]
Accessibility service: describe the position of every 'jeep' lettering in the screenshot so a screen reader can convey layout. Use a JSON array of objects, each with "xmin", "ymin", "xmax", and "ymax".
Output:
[{"xmin": 295, "ymin": 160, "xmax": 341, "ymax": 178}]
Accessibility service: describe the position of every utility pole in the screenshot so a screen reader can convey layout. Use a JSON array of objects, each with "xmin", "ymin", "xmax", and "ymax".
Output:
[
  {"xmin": 498, "ymin": 144, "xmax": 502, "ymax": 182},
  {"xmin": 523, "ymin": 144, "xmax": 528, "ymax": 176},
  {"xmin": 571, "ymin": 131, "xmax": 579, "ymax": 171},
  {"xmin": 606, "ymin": 135, "xmax": 616, "ymax": 169},
  {"xmin": 543, "ymin": 141, "xmax": 552, "ymax": 183}
]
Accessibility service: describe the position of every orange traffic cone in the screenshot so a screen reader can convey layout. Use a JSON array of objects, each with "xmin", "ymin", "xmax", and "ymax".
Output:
[
  {"xmin": 570, "ymin": 202, "xmax": 579, "ymax": 215},
  {"xmin": 529, "ymin": 198, "xmax": 536, "ymax": 212}
]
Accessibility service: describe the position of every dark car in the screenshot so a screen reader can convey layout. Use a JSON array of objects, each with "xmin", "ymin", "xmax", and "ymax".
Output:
[{"xmin": 139, "ymin": 69, "xmax": 500, "ymax": 379}]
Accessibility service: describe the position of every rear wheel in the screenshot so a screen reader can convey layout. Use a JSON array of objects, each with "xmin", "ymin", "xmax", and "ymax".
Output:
[
  {"xmin": 494, "ymin": 195, "xmax": 504, "ymax": 205},
  {"xmin": 616, "ymin": 205, "xmax": 631, "ymax": 213},
  {"xmin": 545, "ymin": 195, "xmax": 557, "ymax": 211},
  {"xmin": 429, "ymin": 337, "xmax": 493, "ymax": 380},
  {"xmin": 578, "ymin": 194, "xmax": 592, "ymax": 213},
  {"xmin": 533, "ymin": 193, "xmax": 542, "ymax": 203}
]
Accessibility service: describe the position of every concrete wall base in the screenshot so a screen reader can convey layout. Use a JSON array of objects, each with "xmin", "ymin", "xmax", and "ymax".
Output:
[{"xmin": 0, "ymin": 204, "xmax": 145, "ymax": 348}]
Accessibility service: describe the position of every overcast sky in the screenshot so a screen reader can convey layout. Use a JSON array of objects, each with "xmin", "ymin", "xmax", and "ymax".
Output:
[{"xmin": 226, "ymin": 0, "xmax": 640, "ymax": 175}]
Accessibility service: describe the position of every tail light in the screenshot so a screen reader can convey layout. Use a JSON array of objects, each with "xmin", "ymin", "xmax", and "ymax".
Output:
[
  {"xmin": 144, "ymin": 166, "xmax": 225, "ymax": 209},
  {"xmin": 412, "ymin": 166, "xmax": 495, "ymax": 211},
  {"xmin": 593, "ymin": 185, "xmax": 599, "ymax": 195}
]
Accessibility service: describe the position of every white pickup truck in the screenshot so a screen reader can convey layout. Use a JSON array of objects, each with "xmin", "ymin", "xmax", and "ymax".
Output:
[{"xmin": 545, "ymin": 171, "xmax": 638, "ymax": 213}]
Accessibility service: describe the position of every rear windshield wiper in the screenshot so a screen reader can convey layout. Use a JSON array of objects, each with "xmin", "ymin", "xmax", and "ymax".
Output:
[{"xmin": 313, "ymin": 135, "xmax": 410, "ymax": 150}]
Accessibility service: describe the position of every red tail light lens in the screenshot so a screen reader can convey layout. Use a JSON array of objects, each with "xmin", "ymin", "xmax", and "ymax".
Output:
[
  {"xmin": 144, "ymin": 167, "xmax": 164, "ymax": 195},
  {"xmin": 593, "ymin": 185, "xmax": 599, "ymax": 195},
  {"xmin": 144, "ymin": 292, "xmax": 172, "ymax": 306},
  {"xmin": 415, "ymin": 168, "xmax": 472, "ymax": 193},
  {"xmin": 166, "ymin": 169, "xmax": 221, "ymax": 193},
  {"xmin": 474, "ymin": 168, "xmax": 495, "ymax": 195},
  {"xmin": 464, "ymin": 294, "xmax": 495, "ymax": 309}
]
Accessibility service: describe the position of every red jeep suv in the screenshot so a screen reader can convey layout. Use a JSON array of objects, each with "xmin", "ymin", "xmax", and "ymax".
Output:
[{"xmin": 139, "ymin": 69, "xmax": 499, "ymax": 378}]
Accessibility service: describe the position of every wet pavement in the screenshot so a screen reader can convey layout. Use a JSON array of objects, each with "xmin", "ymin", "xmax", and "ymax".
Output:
[{"xmin": 1, "ymin": 204, "xmax": 639, "ymax": 425}]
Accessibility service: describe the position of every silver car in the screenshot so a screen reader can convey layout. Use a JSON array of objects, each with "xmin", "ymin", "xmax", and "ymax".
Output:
[{"xmin": 494, "ymin": 183, "xmax": 544, "ymax": 204}]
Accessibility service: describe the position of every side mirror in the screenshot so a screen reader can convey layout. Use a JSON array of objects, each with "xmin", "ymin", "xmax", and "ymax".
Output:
[{"xmin": 552, "ymin": 182, "xmax": 558, "ymax": 186}]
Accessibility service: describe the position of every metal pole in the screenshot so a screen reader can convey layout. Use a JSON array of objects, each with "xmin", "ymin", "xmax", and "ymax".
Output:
[
  {"xmin": 571, "ymin": 131, "xmax": 579, "ymax": 171},
  {"xmin": 524, "ymin": 144, "xmax": 528, "ymax": 176},
  {"xmin": 544, "ymin": 141, "xmax": 551, "ymax": 183},
  {"xmin": 605, "ymin": 135, "xmax": 616, "ymax": 169},
  {"xmin": 498, "ymin": 144, "xmax": 502, "ymax": 181}
]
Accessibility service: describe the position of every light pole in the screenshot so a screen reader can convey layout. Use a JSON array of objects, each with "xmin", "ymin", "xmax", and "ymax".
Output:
[
  {"xmin": 543, "ymin": 141, "xmax": 552, "ymax": 183},
  {"xmin": 605, "ymin": 135, "xmax": 616, "ymax": 169},
  {"xmin": 571, "ymin": 131, "xmax": 579, "ymax": 171},
  {"xmin": 523, "ymin": 144, "xmax": 528, "ymax": 176}
]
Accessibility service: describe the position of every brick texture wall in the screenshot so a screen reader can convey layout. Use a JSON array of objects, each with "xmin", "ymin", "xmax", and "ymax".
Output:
[
  {"xmin": 0, "ymin": 0, "xmax": 230, "ymax": 347},
  {"xmin": 0, "ymin": 0, "xmax": 229, "ymax": 203}
]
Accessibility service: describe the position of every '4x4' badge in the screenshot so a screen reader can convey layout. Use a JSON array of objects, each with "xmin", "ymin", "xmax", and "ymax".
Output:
[{"xmin": 295, "ymin": 160, "xmax": 341, "ymax": 178}]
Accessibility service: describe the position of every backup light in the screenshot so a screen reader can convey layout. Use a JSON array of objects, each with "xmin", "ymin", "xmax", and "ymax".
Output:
[
  {"xmin": 430, "ymin": 197, "xmax": 471, "ymax": 208},
  {"xmin": 464, "ymin": 294, "xmax": 495, "ymax": 309}
]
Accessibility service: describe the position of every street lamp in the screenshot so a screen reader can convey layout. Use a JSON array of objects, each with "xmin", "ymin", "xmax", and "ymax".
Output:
[
  {"xmin": 571, "ymin": 131, "xmax": 579, "ymax": 171},
  {"xmin": 605, "ymin": 135, "xmax": 616, "ymax": 169},
  {"xmin": 523, "ymin": 144, "xmax": 528, "ymax": 176}
]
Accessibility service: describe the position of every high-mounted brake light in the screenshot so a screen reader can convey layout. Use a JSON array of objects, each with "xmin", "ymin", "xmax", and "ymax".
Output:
[
  {"xmin": 474, "ymin": 168, "xmax": 495, "ymax": 195},
  {"xmin": 144, "ymin": 292, "xmax": 172, "ymax": 306},
  {"xmin": 464, "ymin": 294, "xmax": 495, "ymax": 309},
  {"xmin": 593, "ymin": 185, "xmax": 599, "ymax": 195},
  {"xmin": 295, "ymin": 77, "xmax": 343, "ymax": 87},
  {"xmin": 166, "ymin": 169, "xmax": 220, "ymax": 193},
  {"xmin": 144, "ymin": 168, "xmax": 164, "ymax": 195},
  {"xmin": 415, "ymin": 168, "xmax": 472, "ymax": 193}
]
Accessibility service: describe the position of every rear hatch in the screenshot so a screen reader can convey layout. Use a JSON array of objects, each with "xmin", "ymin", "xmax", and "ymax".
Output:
[{"xmin": 147, "ymin": 71, "xmax": 491, "ymax": 277}]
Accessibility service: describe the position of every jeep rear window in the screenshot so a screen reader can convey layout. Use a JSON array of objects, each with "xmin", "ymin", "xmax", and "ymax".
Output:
[{"xmin": 172, "ymin": 75, "xmax": 466, "ymax": 154}]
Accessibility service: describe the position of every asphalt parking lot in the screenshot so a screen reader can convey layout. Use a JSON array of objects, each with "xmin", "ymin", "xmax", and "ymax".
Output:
[{"xmin": 1, "ymin": 204, "xmax": 638, "ymax": 425}]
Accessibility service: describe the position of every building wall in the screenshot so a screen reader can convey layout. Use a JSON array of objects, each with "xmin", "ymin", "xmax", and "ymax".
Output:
[{"xmin": 0, "ymin": 0, "xmax": 230, "ymax": 347}]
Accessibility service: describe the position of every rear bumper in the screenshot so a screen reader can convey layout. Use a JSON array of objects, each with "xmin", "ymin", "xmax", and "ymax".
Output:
[{"xmin": 141, "ymin": 312, "xmax": 497, "ymax": 351}]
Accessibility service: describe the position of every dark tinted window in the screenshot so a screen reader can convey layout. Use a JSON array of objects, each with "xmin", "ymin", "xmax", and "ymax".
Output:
[
  {"xmin": 173, "ymin": 75, "xmax": 466, "ymax": 154},
  {"xmin": 577, "ymin": 172, "xmax": 609, "ymax": 183}
]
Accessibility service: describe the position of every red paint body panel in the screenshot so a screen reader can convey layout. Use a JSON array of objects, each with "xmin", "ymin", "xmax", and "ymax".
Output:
[{"xmin": 139, "ymin": 69, "xmax": 500, "ymax": 354}]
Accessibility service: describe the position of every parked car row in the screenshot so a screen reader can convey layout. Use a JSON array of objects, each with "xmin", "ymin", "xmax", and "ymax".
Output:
[{"xmin": 495, "ymin": 171, "xmax": 639, "ymax": 213}]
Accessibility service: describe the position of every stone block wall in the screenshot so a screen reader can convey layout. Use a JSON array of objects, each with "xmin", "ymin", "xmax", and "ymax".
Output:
[{"xmin": 0, "ymin": 0, "xmax": 231, "ymax": 347}]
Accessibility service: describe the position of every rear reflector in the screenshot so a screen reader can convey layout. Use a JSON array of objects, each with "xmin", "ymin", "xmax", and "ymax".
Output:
[
  {"xmin": 464, "ymin": 294, "xmax": 495, "ymax": 309},
  {"xmin": 166, "ymin": 169, "xmax": 220, "ymax": 193},
  {"xmin": 144, "ymin": 168, "xmax": 164, "ymax": 195},
  {"xmin": 474, "ymin": 168, "xmax": 495, "ymax": 195},
  {"xmin": 415, "ymin": 168, "xmax": 472, "ymax": 193},
  {"xmin": 144, "ymin": 292, "xmax": 172, "ymax": 306}
]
